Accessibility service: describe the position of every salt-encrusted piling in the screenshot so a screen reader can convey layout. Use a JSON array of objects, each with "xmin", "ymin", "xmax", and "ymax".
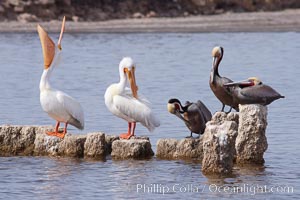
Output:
[
  {"xmin": 33, "ymin": 126, "xmax": 61, "ymax": 156},
  {"xmin": 105, "ymin": 134, "xmax": 119, "ymax": 154},
  {"xmin": 84, "ymin": 132, "xmax": 106, "ymax": 159},
  {"xmin": 156, "ymin": 138, "xmax": 203, "ymax": 160},
  {"xmin": 0, "ymin": 125, "xmax": 113, "ymax": 159},
  {"xmin": 0, "ymin": 126, "xmax": 38, "ymax": 156},
  {"xmin": 0, "ymin": 125, "xmax": 153, "ymax": 160},
  {"xmin": 0, "ymin": 104, "xmax": 269, "ymax": 163},
  {"xmin": 111, "ymin": 136, "xmax": 154, "ymax": 159},
  {"xmin": 235, "ymin": 104, "xmax": 268, "ymax": 164},
  {"xmin": 201, "ymin": 112, "xmax": 238, "ymax": 175},
  {"xmin": 33, "ymin": 126, "xmax": 87, "ymax": 157},
  {"xmin": 211, "ymin": 111, "xmax": 239, "ymax": 125}
]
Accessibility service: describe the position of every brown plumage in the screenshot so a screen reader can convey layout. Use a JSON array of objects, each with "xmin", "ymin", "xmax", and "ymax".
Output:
[
  {"xmin": 209, "ymin": 46, "xmax": 239, "ymax": 112},
  {"xmin": 224, "ymin": 77, "xmax": 284, "ymax": 106},
  {"xmin": 167, "ymin": 98, "xmax": 212, "ymax": 137}
]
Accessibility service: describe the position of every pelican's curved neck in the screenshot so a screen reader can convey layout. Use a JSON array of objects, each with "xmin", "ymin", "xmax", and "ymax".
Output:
[
  {"xmin": 117, "ymin": 69, "xmax": 127, "ymax": 91},
  {"xmin": 213, "ymin": 55, "xmax": 222, "ymax": 77},
  {"xmin": 210, "ymin": 55, "xmax": 222, "ymax": 84},
  {"xmin": 177, "ymin": 101, "xmax": 186, "ymax": 113},
  {"xmin": 40, "ymin": 68, "xmax": 52, "ymax": 91},
  {"xmin": 39, "ymin": 50, "xmax": 61, "ymax": 91}
]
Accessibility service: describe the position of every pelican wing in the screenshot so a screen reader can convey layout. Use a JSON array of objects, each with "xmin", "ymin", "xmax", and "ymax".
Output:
[
  {"xmin": 124, "ymin": 87, "xmax": 151, "ymax": 106},
  {"xmin": 241, "ymin": 85, "xmax": 282, "ymax": 100},
  {"xmin": 56, "ymin": 91, "xmax": 85, "ymax": 129},
  {"xmin": 221, "ymin": 77, "xmax": 235, "ymax": 96},
  {"xmin": 196, "ymin": 100, "xmax": 212, "ymax": 121},
  {"xmin": 185, "ymin": 103, "xmax": 205, "ymax": 134},
  {"xmin": 113, "ymin": 94, "xmax": 160, "ymax": 132}
]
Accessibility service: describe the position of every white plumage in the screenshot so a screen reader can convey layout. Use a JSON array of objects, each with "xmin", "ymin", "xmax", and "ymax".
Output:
[
  {"xmin": 104, "ymin": 57, "xmax": 160, "ymax": 138},
  {"xmin": 37, "ymin": 18, "xmax": 84, "ymax": 138},
  {"xmin": 40, "ymin": 44, "xmax": 84, "ymax": 131}
]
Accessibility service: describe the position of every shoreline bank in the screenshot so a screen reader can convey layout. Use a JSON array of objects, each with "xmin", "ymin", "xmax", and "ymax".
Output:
[{"xmin": 0, "ymin": 9, "xmax": 299, "ymax": 33}]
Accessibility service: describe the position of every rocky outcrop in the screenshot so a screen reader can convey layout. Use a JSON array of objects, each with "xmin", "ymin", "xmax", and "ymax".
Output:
[
  {"xmin": 235, "ymin": 104, "xmax": 268, "ymax": 164},
  {"xmin": 33, "ymin": 127, "xmax": 87, "ymax": 157},
  {"xmin": 55, "ymin": 134, "xmax": 86, "ymax": 157},
  {"xmin": 211, "ymin": 111, "xmax": 239, "ymax": 125},
  {"xmin": 33, "ymin": 127, "xmax": 62, "ymax": 156},
  {"xmin": 0, "ymin": 125, "xmax": 154, "ymax": 160},
  {"xmin": 0, "ymin": 104, "xmax": 269, "ymax": 165},
  {"xmin": 84, "ymin": 132, "xmax": 106, "ymax": 159},
  {"xmin": 105, "ymin": 134, "xmax": 119, "ymax": 154},
  {"xmin": 156, "ymin": 138, "xmax": 203, "ymax": 160},
  {"xmin": 202, "ymin": 114, "xmax": 238, "ymax": 175},
  {"xmin": 0, "ymin": 125, "xmax": 38, "ymax": 156},
  {"xmin": 0, "ymin": 0, "xmax": 299, "ymax": 22},
  {"xmin": 111, "ymin": 136, "xmax": 154, "ymax": 159},
  {"xmin": 202, "ymin": 104, "xmax": 268, "ymax": 174}
]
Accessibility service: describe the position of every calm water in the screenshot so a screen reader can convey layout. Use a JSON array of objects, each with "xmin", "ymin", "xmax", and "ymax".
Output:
[{"xmin": 0, "ymin": 32, "xmax": 299, "ymax": 199}]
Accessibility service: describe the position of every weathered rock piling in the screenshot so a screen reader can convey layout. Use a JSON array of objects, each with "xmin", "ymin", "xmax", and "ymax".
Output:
[
  {"xmin": 84, "ymin": 133, "xmax": 106, "ymax": 159},
  {"xmin": 111, "ymin": 136, "xmax": 154, "ymax": 159},
  {"xmin": 202, "ymin": 104, "xmax": 268, "ymax": 174},
  {"xmin": 0, "ymin": 104, "xmax": 269, "ymax": 174},
  {"xmin": 0, "ymin": 125, "xmax": 38, "ymax": 156},
  {"xmin": 202, "ymin": 116, "xmax": 238, "ymax": 174},
  {"xmin": 0, "ymin": 125, "xmax": 154, "ymax": 160},
  {"xmin": 235, "ymin": 104, "xmax": 268, "ymax": 164},
  {"xmin": 156, "ymin": 138, "xmax": 203, "ymax": 160},
  {"xmin": 156, "ymin": 104, "xmax": 268, "ymax": 175}
]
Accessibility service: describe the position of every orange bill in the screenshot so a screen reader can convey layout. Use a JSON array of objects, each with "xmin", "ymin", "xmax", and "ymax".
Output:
[
  {"xmin": 37, "ymin": 24, "xmax": 55, "ymax": 69},
  {"xmin": 125, "ymin": 67, "xmax": 138, "ymax": 98},
  {"xmin": 57, "ymin": 16, "xmax": 66, "ymax": 50}
]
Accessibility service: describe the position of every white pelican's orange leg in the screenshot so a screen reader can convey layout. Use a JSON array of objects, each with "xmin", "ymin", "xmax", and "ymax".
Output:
[
  {"xmin": 120, "ymin": 122, "xmax": 131, "ymax": 139},
  {"xmin": 46, "ymin": 122, "xmax": 67, "ymax": 139},
  {"xmin": 120, "ymin": 122, "xmax": 136, "ymax": 139},
  {"xmin": 55, "ymin": 123, "xmax": 68, "ymax": 139},
  {"xmin": 131, "ymin": 122, "xmax": 136, "ymax": 137},
  {"xmin": 46, "ymin": 121, "xmax": 60, "ymax": 136}
]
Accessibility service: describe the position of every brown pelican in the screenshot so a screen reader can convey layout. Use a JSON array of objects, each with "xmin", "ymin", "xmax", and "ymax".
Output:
[
  {"xmin": 209, "ymin": 46, "xmax": 238, "ymax": 113},
  {"xmin": 224, "ymin": 77, "xmax": 284, "ymax": 106},
  {"xmin": 167, "ymin": 98, "xmax": 212, "ymax": 138}
]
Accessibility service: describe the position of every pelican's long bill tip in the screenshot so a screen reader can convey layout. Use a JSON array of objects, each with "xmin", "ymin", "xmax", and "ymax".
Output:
[
  {"xmin": 224, "ymin": 79, "xmax": 255, "ymax": 87},
  {"xmin": 37, "ymin": 24, "xmax": 55, "ymax": 69},
  {"xmin": 57, "ymin": 16, "xmax": 66, "ymax": 51}
]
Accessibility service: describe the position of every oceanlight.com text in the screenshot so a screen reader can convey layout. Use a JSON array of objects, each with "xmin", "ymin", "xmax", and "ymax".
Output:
[{"xmin": 136, "ymin": 183, "xmax": 294, "ymax": 195}]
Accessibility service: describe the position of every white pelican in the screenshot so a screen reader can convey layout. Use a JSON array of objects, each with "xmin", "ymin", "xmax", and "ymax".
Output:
[
  {"xmin": 104, "ymin": 57, "xmax": 160, "ymax": 139},
  {"xmin": 37, "ymin": 17, "xmax": 84, "ymax": 139}
]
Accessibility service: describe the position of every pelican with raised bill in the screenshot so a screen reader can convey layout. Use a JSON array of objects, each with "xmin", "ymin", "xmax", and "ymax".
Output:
[
  {"xmin": 37, "ymin": 17, "xmax": 84, "ymax": 139},
  {"xmin": 224, "ymin": 77, "xmax": 284, "ymax": 106},
  {"xmin": 104, "ymin": 57, "xmax": 160, "ymax": 139}
]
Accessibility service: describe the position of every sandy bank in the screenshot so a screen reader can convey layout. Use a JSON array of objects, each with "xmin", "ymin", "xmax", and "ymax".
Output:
[{"xmin": 0, "ymin": 9, "xmax": 299, "ymax": 33}]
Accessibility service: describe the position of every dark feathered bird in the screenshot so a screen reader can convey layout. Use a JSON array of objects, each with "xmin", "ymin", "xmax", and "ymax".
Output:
[
  {"xmin": 224, "ymin": 77, "xmax": 284, "ymax": 106},
  {"xmin": 209, "ymin": 46, "xmax": 239, "ymax": 113},
  {"xmin": 167, "ymin": 98, "xmax": 212, "ymax": 138}
]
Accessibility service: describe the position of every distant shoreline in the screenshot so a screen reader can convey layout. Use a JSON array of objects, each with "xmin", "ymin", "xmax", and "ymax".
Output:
[{"xmin": 0, "ymin": 9, "xmax": 299, "ymax": 33}]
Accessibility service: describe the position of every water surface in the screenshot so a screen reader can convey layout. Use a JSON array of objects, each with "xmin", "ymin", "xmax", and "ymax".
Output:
[{"xmin": 0, "ymin": 32, "xmax": 299, "ymax": 199}]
